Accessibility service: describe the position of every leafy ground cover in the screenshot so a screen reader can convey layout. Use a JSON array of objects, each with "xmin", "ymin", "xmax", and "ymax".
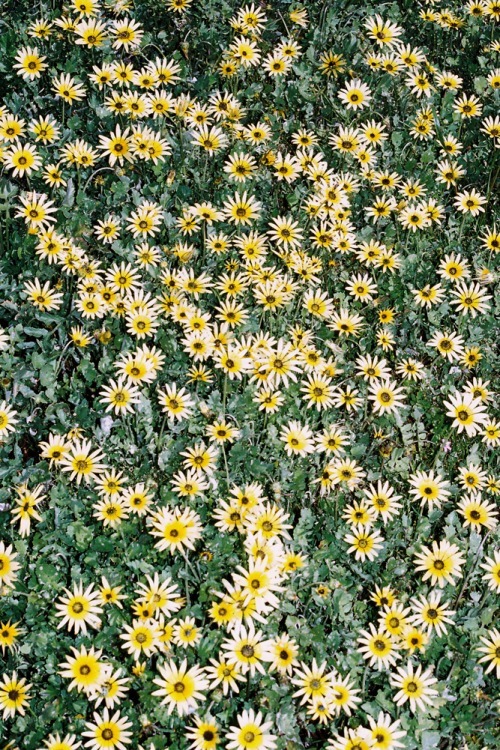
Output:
[{"xmin": 0, "ymin": 1, "xmax": 499, "ymax": 749}]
